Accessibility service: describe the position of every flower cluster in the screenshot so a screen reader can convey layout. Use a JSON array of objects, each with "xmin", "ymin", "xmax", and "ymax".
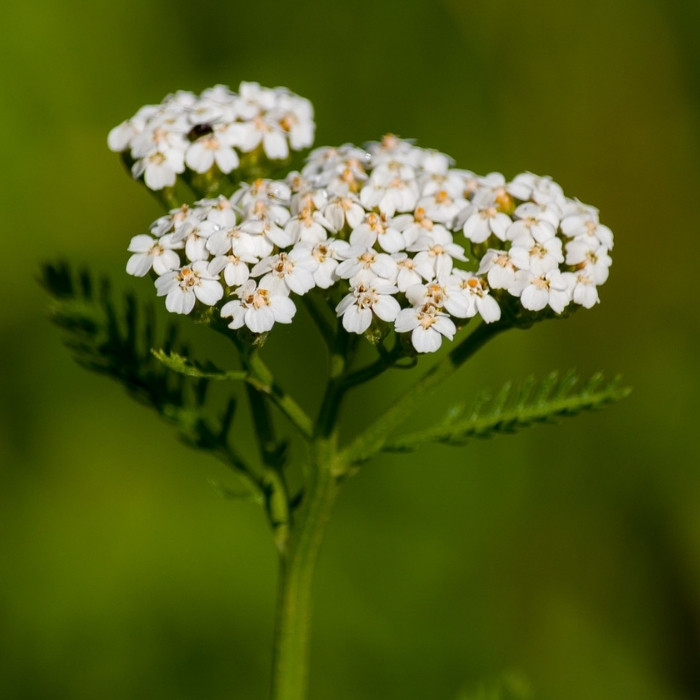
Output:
[
  {"xmin": 119, "ymin": 89, "xmax": 613, "ymax": 354},
  {"xmin": 108, "ymin": 82, "xmax": 314, "ymax": 190}
]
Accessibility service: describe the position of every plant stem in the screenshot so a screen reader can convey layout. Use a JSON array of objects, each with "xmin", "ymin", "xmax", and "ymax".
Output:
[
  {"xmin": 270, "ymin": 437, "xmax": 343, "ymax": 700},
  {"xmin": 342, "ymin": 320, "xmax": 506, "ymax": 465}
]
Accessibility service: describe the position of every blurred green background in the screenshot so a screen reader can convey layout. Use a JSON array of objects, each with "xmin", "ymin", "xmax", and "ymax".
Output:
[{"xmin": 2, "ymin": 0, "xmax": 699, "ymax": 698}]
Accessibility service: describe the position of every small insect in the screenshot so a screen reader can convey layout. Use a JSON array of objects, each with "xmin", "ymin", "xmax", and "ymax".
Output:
[{"xmin": 187, "ymin": 123, "xmax": 214, "ymax": 141}]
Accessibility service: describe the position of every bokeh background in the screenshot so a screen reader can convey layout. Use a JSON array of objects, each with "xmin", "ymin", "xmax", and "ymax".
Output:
[{"xmin": 2, "ymin": 0, "xmax": 699, "ymax": 698}]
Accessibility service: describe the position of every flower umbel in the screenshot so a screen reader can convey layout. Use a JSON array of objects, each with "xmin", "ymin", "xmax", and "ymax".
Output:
[{"xmin": 116, "ymin": 91, "xmax": 613, "ymax": 353}]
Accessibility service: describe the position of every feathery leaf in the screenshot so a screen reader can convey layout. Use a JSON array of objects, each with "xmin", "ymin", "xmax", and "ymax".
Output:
[
  {"xmin": 384, "ymin": 371, "xmax": 632, "ymax": 452},
  {"xmin": 40, "ymin": 262, "xmax": 258, "ymax": 490}
]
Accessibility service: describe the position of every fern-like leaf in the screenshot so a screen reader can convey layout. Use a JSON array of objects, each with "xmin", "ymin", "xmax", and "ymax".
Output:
[
  {"xmin": 40, "ymin": 262, "xmax": 257, "ymax": 493},
  {"xmin": 384, "ymin": 371, "xmax": 631, "ymax": 452}
]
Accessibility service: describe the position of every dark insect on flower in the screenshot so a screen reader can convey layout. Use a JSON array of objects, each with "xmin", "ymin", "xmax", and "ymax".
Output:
[{"xmin": 188, "ymin": 123, "xmax": 214, "ymax": 141}]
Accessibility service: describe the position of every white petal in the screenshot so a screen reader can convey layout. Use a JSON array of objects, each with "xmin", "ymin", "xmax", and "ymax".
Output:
[
  {"xmin": 215, "ymin": 147, "xmax": 240, "ymax": 173},
  {"xmin": 412, "ymin": 326, "xmax": 442, "ymax": 353},
  {"xmin": 394, "ymin": 308, "xmax": 419, "ymax": 333},
  {"xmin": 433, "ymin": 315, "xmax": 456, "ymax": 339},
  {"xmin": 195, "ymin": 280, "xmax": 224, "ymax": 305},
  {"xmin": 349, "ymin": 225, "xmax": 376, "ymax": 249},
  {"xmin": 490, "ymin": 213, "xmax": 512, "ymax": 240},
  {"xmin": 166, "ymin": 289, "xmax": 195, "ymax": 314},
  {"xmin": 521, "ymin": 285, "xmax": 549, "ymax": 311},
  {"xmin": 246, "ymin": 306, "xmax": 275, "ymax": 333},
  {"xmin": 224, "ymin": 262, "xmax": 250, "ymax": 287},
  {"xmin": 271, "ymin": 296, "xmax": 297, "ymax": 323},
  {"xmin": 263, "ymin": 131, "xmax": 289, "ymax": 160},
  {"xmin": 144, "ymin": 162, "xmax": 176, "ymax": 190},
  {"xmin": 185, "ymin": 144, "xmax": 215, "ymax": 173},
  {"xmin": 126, "ymin": 253, "xmax": 153, "ymax": 277},
  {"xmin": 152, "ymin": 250, "xmax": 181, "ymax": 275},
  {"xmin": 372, "ymin": 294, "xmax": 401, "ymax": 322},
  {"xmin": 286, "ymin": 269, "xmax": 315, "ymax": 295},
  {"xmin": 463, "ymin": 215, "xmax": 489, "ymax": 243},
  {"xmin": 128, "ymin": 234, "xmax": 157, "ymax": 253},
  {"xmin": 342, "ymin": 306, "xmax": 372, "ymax": 333},
  {"xmin": 476, "ymin": 295, "xmax": 501, "ymax": 323}
]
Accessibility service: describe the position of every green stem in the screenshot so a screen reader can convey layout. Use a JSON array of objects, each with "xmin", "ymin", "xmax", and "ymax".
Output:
[
  {"xmin": 314, "ymin": 324, "xmax": 351, "ymax": 439},
  {"xmin": 246, "ymin": 383, "xmax": 292, "ymax": 553},
  {"xmin": 341, "ymin": 320, "xmax": 506, "ymax": 465},
  {"xmin": 301, "ymin": 294, "xmax": 337, "ymax": 350},
  {"xmin": 242, "ymin": 346, "xmax": 314, "ymax": 440},
  {"xmin": 270, "ymin": 438, "xmax": 343, "ymax": 700}
]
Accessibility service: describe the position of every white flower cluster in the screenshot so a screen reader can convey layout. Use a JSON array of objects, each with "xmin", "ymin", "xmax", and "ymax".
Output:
[
  {"xmin": 125, "ymin": 131, "xmax": 613, "ymax": 354},
  {"xmin": 108, "ymin": 82, "xmax": 315, "ymax": 190}
]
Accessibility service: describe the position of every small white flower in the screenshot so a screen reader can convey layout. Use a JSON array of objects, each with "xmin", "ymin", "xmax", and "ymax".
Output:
[
  {"xmin": 511, "ymin": 269, "xmax": 571, "ymax": 314},
  {"xmin": 173, "ymin": 219, "xmax": 220, "ymax": 262},
  {"xmin": 349, "ymin": 212, "xmax": 405, "ymax": 253},
  {"xmin": 508, "ymin": 203, "xmax": 559, "ymax": 243},
  {"xmin": 509, "ymin": 173, "xmax": 566, "ymax": 209},
  {"xmin": 234, "ymin": 178, "xmax": 292, "ymax": 211},
  {"xmin": 234, "ymin": 82, "xmax": 278, "ymax": 119},
  {"xmin": 477, "ymin": 249, "xmax": 519, "ymax": 290},
  {"xmin": 252, "ymin": 249, "xmax": 318, "ymax": 296},
  {"xmin": 108, "ymin": 116, "xmax": 145, "ymax": 152},
  {"xmin": 565, "ymin": 240, "xmax": 612, "ymax": 285},
  {"xmin": 335, "ymin": 278, "xmax": 401, "ymax": 333},
  {"xmin": 408, "ymin": 228, "xmax": 467, "ymax": 281},
  {"xmin": 155, "ymin": 262, "xmax": 224, "ymax": 314},
  {"xmin": 228, "ymin": 115, "xmax": 290, "ymax": 160},
  {"xmin": 458, "ymin": 204, "xmax": 512, "ymax": 243},
  {"xmin": 131, "ymin": 148, "xmax": 185, "ymax": 190},
  {"xmin": 130, "ymin": 124, "xmax": 188, "ymax": 159},
  {"xmin": 284, "ymin": 207, "xmax": 331, "ymax": 244},
  {"xmin": 126, "ymin": 234, "xmax": 181, "ymax": 277},
  {"xmin": 309, "ymin": 239, "xmax": 345, "ymax": 288},
  {"xmin": 150, "ymin": 204, "xmax": 196, "ymax": 237},
  {"xmin": 221, "ymin": 280, "xmax": 296, "ymax": 333},
  {"xmin": 392, "ymin": 253, "xmax": 423, "ymax": 292},
  {"xmin": 286, "ymin": 173, "xmax": 324, "ymax": 213},
  {"xmin": 470, "ymin": 172, "xmax": 514, "ymax": 212},
  {"xmin": 561, "ymin": 213, "xmax": 614, "ymax": 249},
  {"xmin": 406, "ymin": 280, "xmax": 471, "ymax": 318},
  {"xmin": 509, "ymin": 233, "xmax": 564, "ymax": 276},
  {"xmin": 393, "ymin": 207, "xmax": 445, "ymax": 248},
  {"xmin": 206, "ymin": 220, "xmax": 267, "ymax": 260},
  {"xmin": 452, "ymin": 272, "xmax": 501, "ymax": 323},
  {"xmin": 417, "ymin": 149, "xmax": 453, "ymax": 175},
  {"xmin": 395, "ymin": 305, "xmax": 456, "ymax": 353},
  {"xmin": 566, "ymin": 270, "xmax": 599, "ymax": 309},
  {"xmin": 416, "ymin": 189, "xmax": 464, "ymax": 224},
  {"xmin": 335, "ymin": 247, "xmax": 398, "ymax": 284},
  {"xmin": 359, "ymin": 172, "xmax": 419, "ymax": 217},
  {"xmin": 419, "ymin": 169, "xmax": 470, "ymax": 200},
  {"xmin": 323, "ymin": 194, "xmax": 366, "ymax": 232},
  {"xmin": 274, "ymin": 93, "xmax": 315, "ymax": 150},
  {"xmin": 303, "ymin": 145, "xmax": 370, "ymax": 187},
  {"xmin": 198, "ymin": 195, "xmax": 237, "ymax": 228},
  {"xmin": 208, "ymin": 251, "xmax": 256, "ymax": 287},
  {"xmin": 185, "ymin": 133, "xmax": 240, "ymax": 174}
]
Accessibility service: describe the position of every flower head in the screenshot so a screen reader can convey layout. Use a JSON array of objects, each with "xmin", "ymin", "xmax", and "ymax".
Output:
[{"xmin": 117, "ymin": 96, "xmax": 613, "ymax": 352}]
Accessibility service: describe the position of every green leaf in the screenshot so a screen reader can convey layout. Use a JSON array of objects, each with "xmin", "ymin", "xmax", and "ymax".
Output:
[
  {"xmin": 384, "ymin": 370, "xmax": 632, "ymax": 452},
  {"xmin": 40, "ymin": 262, "xmax": 258, "ymax": 488},
  {"xmin": 152, "ymin": 348, "xmax": 248, "ymax": 381}
]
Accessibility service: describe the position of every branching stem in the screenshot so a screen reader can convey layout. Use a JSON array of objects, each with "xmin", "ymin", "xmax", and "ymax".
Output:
[{"xmin": 341, "ymin": 320, "xmax": 506, "ymax": 465}]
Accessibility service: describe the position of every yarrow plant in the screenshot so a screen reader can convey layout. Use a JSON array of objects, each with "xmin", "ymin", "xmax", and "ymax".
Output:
[{"xmin": 43, "ymin": 81, "xmax": 628, "ymax": 700}]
